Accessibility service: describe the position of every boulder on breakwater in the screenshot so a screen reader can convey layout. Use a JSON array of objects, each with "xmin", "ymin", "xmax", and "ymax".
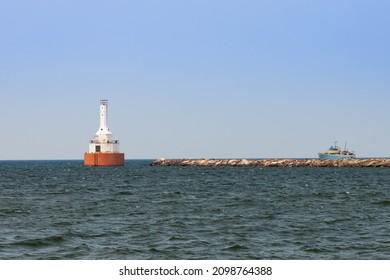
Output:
[{"xmin": 150, "ymin": 158, "xmax": 390, "ymax": 168}]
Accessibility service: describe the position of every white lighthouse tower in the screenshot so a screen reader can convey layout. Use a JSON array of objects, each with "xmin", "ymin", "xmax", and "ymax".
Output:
[{"xmin": 84, "ymin": 99, "xmax": 124, "ymax": 166}]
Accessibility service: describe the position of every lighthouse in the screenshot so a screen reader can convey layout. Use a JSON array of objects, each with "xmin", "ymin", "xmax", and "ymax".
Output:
[{"xmin": 84, "ymin": 99, "xmax": 125, "ymax": 166}]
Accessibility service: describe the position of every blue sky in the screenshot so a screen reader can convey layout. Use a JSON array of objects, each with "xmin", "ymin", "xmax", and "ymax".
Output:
[{"xmin": 1, "ymin": 0, "xmax": 389, "ymax": 159}]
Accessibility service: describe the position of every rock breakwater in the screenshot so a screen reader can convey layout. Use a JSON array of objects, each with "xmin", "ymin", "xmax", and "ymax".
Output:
[{"xmin": 151, "ymin": 158, "xmax": 390, "ymax": 167}]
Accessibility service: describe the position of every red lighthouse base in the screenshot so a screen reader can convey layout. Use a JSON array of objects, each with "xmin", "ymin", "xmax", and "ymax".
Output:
[{"xmin": 84, "ymin": 153, "xmax": 125, "ymax": 166}]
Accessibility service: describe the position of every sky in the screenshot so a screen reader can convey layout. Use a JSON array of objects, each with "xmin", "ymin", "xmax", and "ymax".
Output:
[{"xmin": 1, "ymin": 0, "xmax": 389, "ymax": 159}]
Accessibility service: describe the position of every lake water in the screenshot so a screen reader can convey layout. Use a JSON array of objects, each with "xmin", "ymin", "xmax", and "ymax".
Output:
[{"xmin": 0, "ymin": 160, "xmax": 389, "ymax": 259}]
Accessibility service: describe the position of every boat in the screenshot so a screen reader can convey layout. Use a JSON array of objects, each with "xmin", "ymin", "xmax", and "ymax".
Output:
[{"xmin": 318, "ymin": 142, "xmax": 356, "ymax": 160}]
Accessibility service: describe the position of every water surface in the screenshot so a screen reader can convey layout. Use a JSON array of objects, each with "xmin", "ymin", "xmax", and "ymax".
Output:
[{"xmin": 0, "ymin": 160, "xmax": 389, "ymax": 259}]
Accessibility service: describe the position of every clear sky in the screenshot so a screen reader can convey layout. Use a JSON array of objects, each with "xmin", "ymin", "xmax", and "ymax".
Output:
[{"xmin": 1, "ymin": 0, "xmax": 389, "ymax": 159}]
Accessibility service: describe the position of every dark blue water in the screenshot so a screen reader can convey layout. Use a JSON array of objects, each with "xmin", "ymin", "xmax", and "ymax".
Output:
[{"xmin": 0, "ymin": 160, "xmax": 389, "ymax": 259}]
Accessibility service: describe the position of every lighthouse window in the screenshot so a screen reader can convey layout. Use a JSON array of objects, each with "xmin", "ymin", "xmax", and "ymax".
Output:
[{"xmin": 95, "ymin": 145, "xmax": 101, "ymax": 152}]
